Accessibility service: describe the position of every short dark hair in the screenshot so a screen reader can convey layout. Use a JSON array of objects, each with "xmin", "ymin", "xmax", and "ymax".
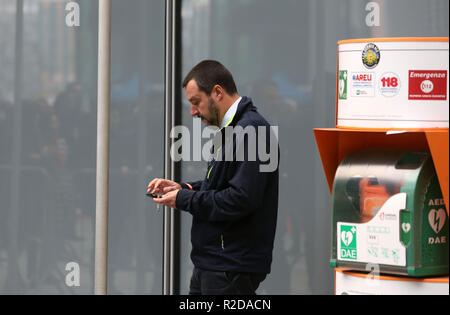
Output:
[{"xmin": 182, "ymin": 60, "xmax": 238, "ymax": 96}]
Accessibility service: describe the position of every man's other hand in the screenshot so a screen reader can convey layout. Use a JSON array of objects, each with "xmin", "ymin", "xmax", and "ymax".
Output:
[{"xmin": 152, "ymin": 189, "xmax": 180, "ymax": 209}]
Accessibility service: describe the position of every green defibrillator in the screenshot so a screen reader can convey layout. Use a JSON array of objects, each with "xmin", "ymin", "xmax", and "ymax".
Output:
[{"xmin": 330, "ymin": 149, "xmax": 449, "ymax": 277}]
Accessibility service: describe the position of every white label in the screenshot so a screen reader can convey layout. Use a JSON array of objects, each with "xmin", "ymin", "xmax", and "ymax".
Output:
[
  {"xmin": 337, "ymin": 193, "xmax": 407, "ymax": 267},
  {"xmin": 379, "ymin": 72, "xmax": 401, "ymax": 97},
  {"xmin": 335, "ymin": 269, "xmax": 449, "ymax": 295},
  {"xmin": 338, "ymin": 40, "xmax": 449, "ymax": 128},
  {"xmin": 351, "ymin": 72, "xmax": 376, "ymax": 97}
]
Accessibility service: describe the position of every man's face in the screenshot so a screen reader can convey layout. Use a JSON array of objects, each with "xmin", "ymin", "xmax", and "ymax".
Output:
[{"xmin": 185, "ymin": 79, "xmax": 220, "ymax": 126}]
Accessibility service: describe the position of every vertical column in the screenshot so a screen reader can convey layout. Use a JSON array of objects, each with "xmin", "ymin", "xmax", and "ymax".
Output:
[
  {"xmin": 164, "ymin": 0, "xmax": 182, "ymax": 296},
  {"xmin": 94, "ymin": 0, "xmax": 111, "ymax": 296},
  {"xmin": 170, "ymin": 0, "xmax": 182, "ymax": 295},
  {"xmin": 164, "ymin": 0, "xmax": 174, "ymax": 296}
]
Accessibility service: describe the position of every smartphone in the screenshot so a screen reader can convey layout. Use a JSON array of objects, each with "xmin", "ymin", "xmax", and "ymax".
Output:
[{"xmin": 146, "ymin": 192, "xmax": 163, "ymax": 198}]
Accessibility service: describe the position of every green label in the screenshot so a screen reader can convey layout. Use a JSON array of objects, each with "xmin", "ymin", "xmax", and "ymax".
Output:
[
  {"xmin": 400, "ymin": 210, "xmax": 411, "ymax": 247},
  {"xmin": 421, "ymin": 176, "xmax": 449, "ymax": 268},
  {"xmin": 340, "ymin": 224, "xmax": 357, "ymax": 260},
  {"xmin": 425, "ymin": 200, "xmax": 448, "ymax": 246},
  {"xmin": 338, "ymin": 70, "xmax": 348, "ymax": 100}
]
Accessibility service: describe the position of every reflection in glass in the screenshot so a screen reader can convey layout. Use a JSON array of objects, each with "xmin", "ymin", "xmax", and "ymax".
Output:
[{"xmin": 0, "ymin": 0, "xmax": 165, "ymax": 295}]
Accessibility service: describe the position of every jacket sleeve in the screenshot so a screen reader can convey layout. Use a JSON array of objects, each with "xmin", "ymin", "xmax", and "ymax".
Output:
[
  {"xmin": 175, "ymin": 159, "xmax": 268, "ymax": 222},
  {"xmin": 180, "ymin": 180, "xmax": 203, "ymax": 191}
]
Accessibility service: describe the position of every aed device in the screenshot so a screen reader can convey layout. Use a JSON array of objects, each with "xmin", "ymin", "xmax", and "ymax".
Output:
[{"xmin": 330, "ymin": 149, "xmax": 449, "ymax": 277}]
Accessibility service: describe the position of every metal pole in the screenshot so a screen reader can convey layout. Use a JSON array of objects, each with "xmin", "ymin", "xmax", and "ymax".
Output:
[
  {"xmin": 94, "ymin": 0, "xmax": 111, "ymax": 295},
  {"xmin": 169, "ymin": 0, "xmax": 176, "ymax": 296},
  {"xmin": 164, "ymin": 0, "xmax": 174, "ymax": 296},
  {"xmin": 169, "ymin": 0, "xmax": 182, "ymax": 295}
]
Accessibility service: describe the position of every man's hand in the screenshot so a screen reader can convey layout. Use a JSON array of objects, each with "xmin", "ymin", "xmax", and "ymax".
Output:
[
  {"xmin": 147, "ymin": 178, "xmax": 182, "ymax": 209},
  {"xmin": 147, "ymin": 178, "xmax": 181, "ymax": 195},
  {"xmin": 152, "ymin": 189, "xmax": 180, "ymax": 209}
]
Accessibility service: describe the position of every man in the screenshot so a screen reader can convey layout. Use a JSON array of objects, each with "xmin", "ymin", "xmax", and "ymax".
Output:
[{"xmin": 147, "ymin": 60, "xmax": 279, "ymax": 295}]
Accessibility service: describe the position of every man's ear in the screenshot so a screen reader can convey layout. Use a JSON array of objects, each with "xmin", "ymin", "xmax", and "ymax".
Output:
[{"xmin": 212, "ymin": 85, "xmax": 224, "ymax": 101}]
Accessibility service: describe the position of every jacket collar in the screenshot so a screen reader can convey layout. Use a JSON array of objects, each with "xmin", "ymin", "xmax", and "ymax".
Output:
[{"xmin": 227, "ymin": 96, "xmax": 255, "ymax": 127}]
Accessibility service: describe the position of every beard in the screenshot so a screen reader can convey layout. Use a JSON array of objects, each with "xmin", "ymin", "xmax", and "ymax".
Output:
[{"xmin": 202, "ymin": 97, "xmax": 220, "ymax": 127}]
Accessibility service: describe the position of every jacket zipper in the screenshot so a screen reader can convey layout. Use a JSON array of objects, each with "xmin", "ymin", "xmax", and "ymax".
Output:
[{"xmin": 221, "ymin": 234, "xmax": 225, "ymax": 250}]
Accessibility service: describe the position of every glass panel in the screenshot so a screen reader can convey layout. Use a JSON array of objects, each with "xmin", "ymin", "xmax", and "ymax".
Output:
[
  {"xmin": 0, "ymin": 0, "xmax": 165, "ymax": 294},
  {"xmin": 179, "ymin": 0, "xmax": 449, "ymax": 294},
  {"xmin": 108, "ymin": 0, "xmax": 165, "ymax": 295},
  {"xmin": 0, "ymin": 0, "xmax": 98, "ymax": 294}
]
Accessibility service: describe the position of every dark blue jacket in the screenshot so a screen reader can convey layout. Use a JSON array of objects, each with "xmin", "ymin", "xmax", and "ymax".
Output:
[{"xmin": 176, "ymin": 96, "xmax": 279, "ymax": 274}]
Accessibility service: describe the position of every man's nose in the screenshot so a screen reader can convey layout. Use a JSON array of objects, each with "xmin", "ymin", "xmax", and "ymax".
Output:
[{"xmin": 190, "ymin": 105, "xmax": 199, "ymax": 117}]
